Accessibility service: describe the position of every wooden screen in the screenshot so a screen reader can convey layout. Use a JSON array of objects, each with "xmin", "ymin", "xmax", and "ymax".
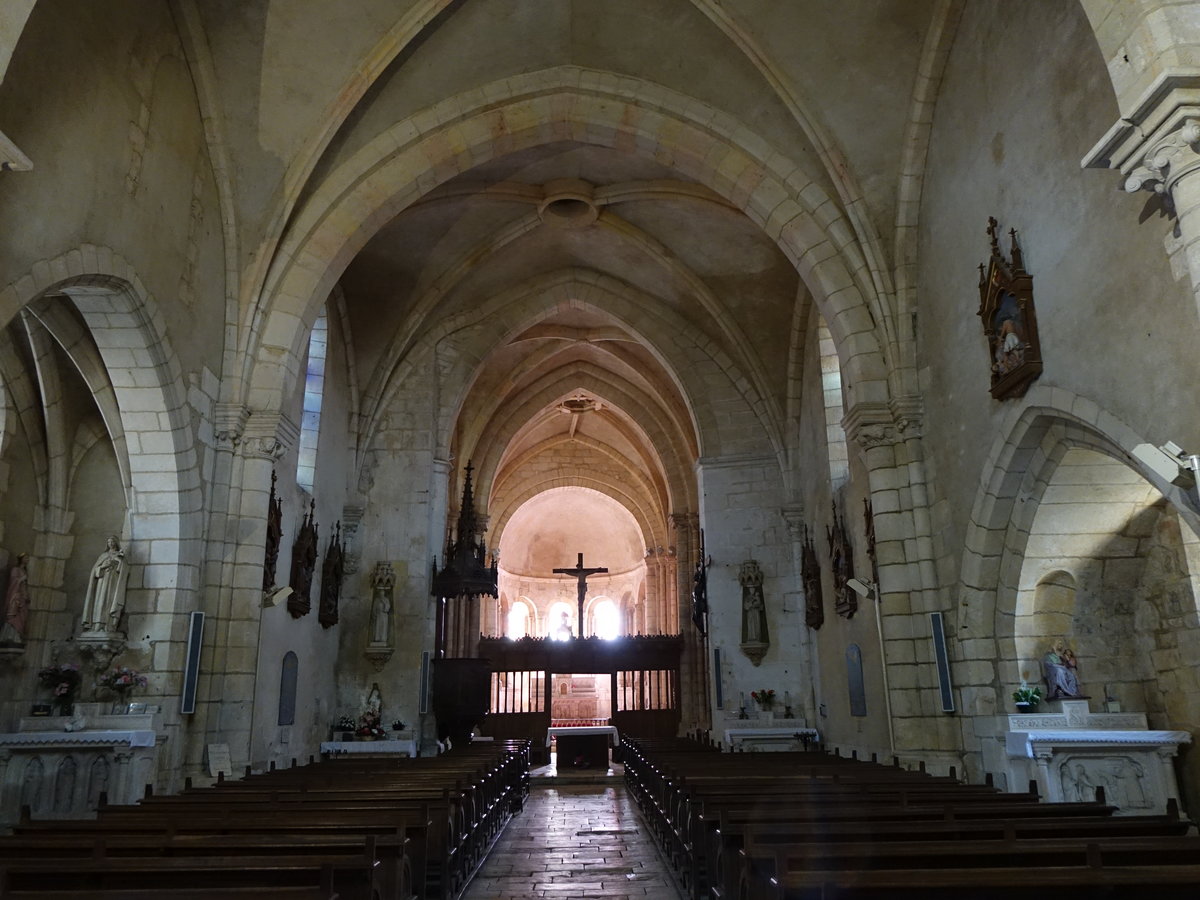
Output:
[
  {"xmin": 490, "ymin": 670, "xmax": 546, "ymax": 714},
  {"xmin": 615, "ymin": 669, "xmax": 676, "ymax": 711}
]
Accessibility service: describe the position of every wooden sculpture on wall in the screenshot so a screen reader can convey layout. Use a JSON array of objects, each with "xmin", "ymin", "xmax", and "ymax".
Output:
[
  {"xmin": 262, "ymin": 469, "xmax": 283, "ymax": 594},
  {"xmin": 288, "ymin": 500, "xmax": 318, "ymax": 618},
  {"xmin": 827, "ymin": 500, "xmax": 856, "ymax": 619},
  {"xmin": 802, "ymin": 526, "xmax": 823, "ymax": 630},
  {"xmin": 978, "ymin": 216, "xmax": 1042, "ymax": 400},
  {"xmin": 318, "ymin": 521, "xmax": 343, "ymax": 628}
]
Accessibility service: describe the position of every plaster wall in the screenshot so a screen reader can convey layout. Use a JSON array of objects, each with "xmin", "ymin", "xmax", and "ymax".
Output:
[
  {"xmin": 698, "ymin": 455, "xmax": 808, "ymax": 733},
  {"xmin": 0, "ymin": 0, "xmax": 225, "ymax": 382},
  {"xmin": 919, "ymin": 4, "xmax": 1198, "ymax": 635}
]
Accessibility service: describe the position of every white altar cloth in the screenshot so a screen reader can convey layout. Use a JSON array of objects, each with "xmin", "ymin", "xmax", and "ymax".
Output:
[
  {"xmin": 320, "ymin": 739, "xmax": 417, "ymax": 756},
  {"xmin": 545, "ymin": 725, "xmax": 619, "ymax": 747},
  {"xmin": 723, "ymin": 726, "xmax": 819, "ymax": 751},
  {"xmin": 0, "ymin": 729, "xmax": 156, "ymax": 748}
]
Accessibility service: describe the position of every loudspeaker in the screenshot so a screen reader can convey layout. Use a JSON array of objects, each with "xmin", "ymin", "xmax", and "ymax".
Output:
[
  {"xmin": 419, "ymin": 650, "xmax": 431, "ymax": 715},
  {"xmin": 180, "ymin": 611, "xmax": 205, "ymax": 715},
  {"xmin": 929, "ymin": 612, "xmax": 955, "ymax": 713},
  {"xmin": 713, "ymin": 648, "xmax": 723, "ymax": 708}
]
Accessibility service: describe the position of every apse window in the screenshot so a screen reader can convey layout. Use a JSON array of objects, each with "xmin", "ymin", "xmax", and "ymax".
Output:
[
  {"xmin": 506, "ymin": 602, "xmax": 530, "ymax": 640},
  {"xmin": 296, "ymin": 309, "xmax": 328, "ymax": 492},
  {"xmin": 592, "ymin": 599, "xmax": 619, "ymax": 640},
  {"xmin": 549, "ymin": 601, "xmax": 574, "ymax": 640}
]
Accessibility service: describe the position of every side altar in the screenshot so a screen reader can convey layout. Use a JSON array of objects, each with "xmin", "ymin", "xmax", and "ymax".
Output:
[
  {"xmin": 1003, "ymin": 699, "xmax": 1190, "ymax": 816},
  {"xmin": 0, "ymin": 703, "xmax": 166, "ymax": 825}
]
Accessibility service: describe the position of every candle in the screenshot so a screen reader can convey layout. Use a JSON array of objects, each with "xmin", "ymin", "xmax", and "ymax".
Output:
[
  {"xmin": 738, "ymin": 692, "xmax": 745, "ymax": 709},
  {"xmin": 784, "ymin": 691, "xmax": 791, "ymax": 706}
]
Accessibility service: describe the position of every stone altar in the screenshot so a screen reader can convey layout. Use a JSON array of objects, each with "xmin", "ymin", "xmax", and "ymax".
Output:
[
  {"xmin": 0, "ymin": 703, "xmax": 166, "ymax": 825},
  {"xmin": 1004, "ymin": 700, "xmax": 1190, "ymax": 816}
]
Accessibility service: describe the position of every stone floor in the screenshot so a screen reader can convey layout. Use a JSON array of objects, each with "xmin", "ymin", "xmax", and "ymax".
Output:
[{"xmin": 462, "ymin": 783, "xmax": 683, "ymax": 900}]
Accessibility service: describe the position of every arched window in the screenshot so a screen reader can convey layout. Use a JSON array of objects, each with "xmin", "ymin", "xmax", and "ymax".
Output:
[
  {"xmin": 591, "ymin": 598, "xmax": 620, "ymax": 640},
  {"xmin": 296, "ymin": 309, "xmax": 328, "ymax": 492},
  {"xmin": 507, "ymin": 602, "xmax": 530, "ymax": 640},
  {"xmin": 817, "ymin": 315, "xmax": 848, "ymax": 488}
]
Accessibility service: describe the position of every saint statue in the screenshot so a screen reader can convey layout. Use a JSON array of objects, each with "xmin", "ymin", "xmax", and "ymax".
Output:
[
  {"xmin": 554, "ymin": 609, "xmax": 573, "ymax": 640},
  {"xmin": 369, "ymin": 562, "xmax": 395, "ymax": 646},
  {"xmin": 1, "ymin": 552, "xmax": 30, "ymax": 646},
  {"xmin": 1043, "ymin": 637, "xmax": 1080, "ymax": 699},
  {"xmin": 82, "ymin": 536, "xmax": 128, "ymax": 633},
  {"xmin": 740, "ymin": 559, "xmax": 767, "ymax": 644}
]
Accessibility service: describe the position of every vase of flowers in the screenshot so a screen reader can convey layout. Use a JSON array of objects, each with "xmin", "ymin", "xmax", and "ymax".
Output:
[
  {"xmin": 1012, "ymin": 682, "xmax": 1043, "ymax": 712},
  {"xmin": 98, "ymin": 666, "xmax": 148, "ymax": 713},
  {"xmin": 38, "ymin": 663, "xmax": 81, "ymax": 716},
  {"xmin": 355, "ymin": 709, "xmax": 386, "ymax": 741},
  {"xmin": 751, "ymin": 688, "xmax": 776, "ymax": 720}
]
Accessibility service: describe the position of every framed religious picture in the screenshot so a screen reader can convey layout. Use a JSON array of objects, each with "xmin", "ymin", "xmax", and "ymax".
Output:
[{"xmin": 978, "ymin": 216, "xmax": 1042, "ymax": 400}]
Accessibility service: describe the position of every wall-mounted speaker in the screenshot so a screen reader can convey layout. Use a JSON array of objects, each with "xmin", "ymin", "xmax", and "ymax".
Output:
[
  {"xmin": 180, "ymin": 611, "xmax": 205, "ymax": 715},
  {"xmin": 713, "ymin": 648, "xmax": 723, "ymax": 708},
  {"xmin": 419, "ymin": 650, "xmax": 431, "ymax": 715},
  {"xmin": 929, "ymin": 612, "xmax": 955, "ymax": 713}
]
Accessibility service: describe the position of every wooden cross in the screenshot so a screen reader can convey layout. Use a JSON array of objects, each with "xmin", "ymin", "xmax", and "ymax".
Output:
[{"xmin": 552, "ymin": 552, "xmax": 608, "ymax": 638}]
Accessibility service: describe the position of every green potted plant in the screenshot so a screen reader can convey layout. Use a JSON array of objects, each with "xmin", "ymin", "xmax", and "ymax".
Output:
[{"xmin": 1012, "ymin": 682, "xmax": 1043, "ymax": 712}]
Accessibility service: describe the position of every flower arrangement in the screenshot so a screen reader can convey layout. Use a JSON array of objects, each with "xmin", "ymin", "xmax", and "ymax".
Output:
[
  {"xmin": 391, "ymin": 719, "xmax": 406, "ymax": 731},
  {"xmin": 355, "ymin": 708, "xmax": 386, "ymax": 740},
  {"xmin": 750, "ymin": 688, "xmax": 776, "ymax": 708},
  {"xmin": 37, "ymin": 663, "xmax": 81, "ymax": 713},
  {"xmin": 336, "ymin": 715, "xmax": 356, "ymax": 732},
  {"xmin": 1012, "ymin": 682, "xmax": 1043, "ymax": 708},
  {"xmin": 98, "ymin": 666, "xmax": 148, "ymax": 695}
]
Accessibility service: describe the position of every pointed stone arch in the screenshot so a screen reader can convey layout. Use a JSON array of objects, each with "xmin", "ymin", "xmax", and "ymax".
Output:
[{"xmin": 243, "ymin": 68, "xmax": 889, "ymax": 422}]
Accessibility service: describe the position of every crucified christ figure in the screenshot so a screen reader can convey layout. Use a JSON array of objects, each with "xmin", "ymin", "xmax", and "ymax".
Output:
[{"xmin": 553, "ymin": 553, "xmax": 608, "ymax": 639}]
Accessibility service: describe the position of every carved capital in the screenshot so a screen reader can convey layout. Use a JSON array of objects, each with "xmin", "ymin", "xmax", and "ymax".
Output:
[
  {"xmin": 213, "ymin": 403, "xmax": 249, "ymax": 449},
  {"xmin": 242, "ymin": 411, "xmax": 299, "ymax": 461},
  {"xmin": 780, "ymin": 505, "xmax": 806, "ymax": 539},
  {"xmin": 1125, "ymin": 117, "xmax": 1200, "ymax": 199},
  {"xmin": 844, "ymin": 400, "xmax": 925, "ymax": 450}
]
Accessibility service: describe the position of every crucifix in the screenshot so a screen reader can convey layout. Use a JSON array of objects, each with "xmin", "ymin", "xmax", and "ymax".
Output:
[{"xmin": 553, "ymin": 552, "xmax": 608, "ymax": 638}]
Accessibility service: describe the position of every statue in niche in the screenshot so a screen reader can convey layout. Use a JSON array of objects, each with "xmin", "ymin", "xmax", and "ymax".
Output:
[
  {"xmin": 262, "ymin": 469, "xmax": 283, "ymax": 593},
  {"xmin": 1043, "ymin": 637, "xmax": 1081, "ymax": 699},
  {"xmin": 318, "ymin": 522, "xmax": 343, "ymax": 628},
  {"xmin": 369, "ymin": 562, "xmax": 395, "ymax": 646},
  {"xmin": 555, "ymin": 609, "xmax": 574, "ymax": 640},
  {"xmin": 1, "ymin": 552, "xmax": 30, "ymax": 646},
  {"xmin": 81, "ymin": 536, "xmax": 128, "ymax": 633},
  {"xmin": 801, "ymin": 528, "xmax": 823, "ymax": 630},
  {"xmin": 739, "ymin": 559, "xmax": 769, "ymax": 665},
  {"xmin": 288, "ymin": 501, "xmax": 318, "ymax": 618}
]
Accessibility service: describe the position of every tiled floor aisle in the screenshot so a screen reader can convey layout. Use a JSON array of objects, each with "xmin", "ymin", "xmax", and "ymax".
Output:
[{"xmin": 463, "ymin": 784, "xmax": 684, "ymax": 899}]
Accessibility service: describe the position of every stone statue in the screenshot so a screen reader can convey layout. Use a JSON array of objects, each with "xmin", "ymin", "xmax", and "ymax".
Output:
[
  {"xmin": 1, "ymin": 552, "xmax": 30, "ymax": 646},
  {"xmin": 1043, "ymin": 637, "xmax": 1080, "ymax": 699},
  {"xmin": 740, "ymin": 560, "xmax": 766, "ymax": 642},
  {"xmin": 82, "ymin": 536, "xmax": 128, "ymax": 633},
  {"xmin": 739, "ymin": 559, "xmax": 770, "ymax": 665},
  {"xmin": 368, "ymin": 562, "xmax": 395, "ymax": 646}
]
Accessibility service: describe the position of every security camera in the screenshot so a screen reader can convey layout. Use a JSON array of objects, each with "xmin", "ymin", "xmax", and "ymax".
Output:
[
  {"xmin": 1131, "ymin": 443, "xmax": 1197, "ymax": 488},
  {"xmin": 847, "ymin": 578, "xmax": 875, "ymax": 599}
]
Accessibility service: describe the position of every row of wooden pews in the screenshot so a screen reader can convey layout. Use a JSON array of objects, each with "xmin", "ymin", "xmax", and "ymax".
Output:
[
  {"xmin": 0, "ymin": 740, "xmax": 530, "ymax": 900},
  {"xmin": 622, "ymin": 736, "xmax": 1200, "ymax": 900}
]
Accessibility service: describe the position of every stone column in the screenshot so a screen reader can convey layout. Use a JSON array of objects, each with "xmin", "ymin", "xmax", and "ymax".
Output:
[
  {"xmin": 1035, "ymin": 749, "xmax": 1059, "ymax": 802},
  {"xmin": 200, "ymin": 407, "xmax": 297, "ymax": 774},
  {"xmin": 672, "ymin": 512, "xmax": 706, "ymax": 731},
  {"xmin": 781, "ymin": 504, "xmax": 819, "ymax": 725}
]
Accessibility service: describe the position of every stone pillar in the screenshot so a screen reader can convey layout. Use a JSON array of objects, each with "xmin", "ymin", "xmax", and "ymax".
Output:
[
  {"xmin": 672, "ymin": 512, "xmax": 706, "ymax": 731},
  {"xmin": 844, "ymin": 400, "xmax": 949, "ymax": 757},
  {"xmin": 200, "ymin": 407, "xmax": 297, "ymax": 774},
  {"xmin": 781, "ymin": 504, "xmax": 819, "ymax": 725},
  {"xmin": 1035, "ymin": 749, "xmax": 1059, "ymax": 802}
]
